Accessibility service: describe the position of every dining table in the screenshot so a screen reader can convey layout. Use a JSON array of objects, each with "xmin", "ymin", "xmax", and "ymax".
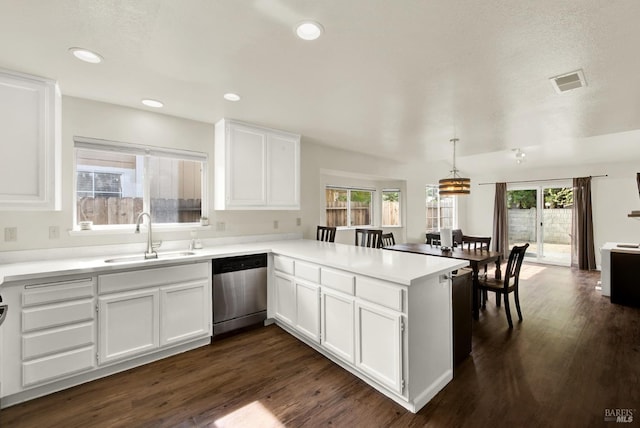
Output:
[{"xmin": 384, "ymin": 243, "xmax": 502, "ymax": 320}]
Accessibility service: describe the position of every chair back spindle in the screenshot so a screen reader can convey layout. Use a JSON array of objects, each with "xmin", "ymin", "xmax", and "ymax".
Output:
[
  {"xmin": 381, "ymin": 232, "xmax": 395, "ymax": 247},
  {"xmin": 316, "ymin": 226, "xmax": 337, "ymax": 242},
  {"xmin": 355, "ymin": 228, "xmax": 383, "ymax": 248}
]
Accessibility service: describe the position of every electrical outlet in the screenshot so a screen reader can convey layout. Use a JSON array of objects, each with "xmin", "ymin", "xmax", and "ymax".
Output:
[
  {"xmin": 4, "ymin": 227, "xmax": 17, "ymax": 242},
  {"xmin": 49, "ymin": 226, "xmax": 60, "ymax": 240},
  {"xmin": 296, "ymin": 217, "xmax": 301, "ymax": 226},
  {"xmin": 216, "ymin": 221, "xmax": 226, "ymax": 232},
  {"xmin": 273, "ymin": 220, "xmax": 279, "ymax": 229}
]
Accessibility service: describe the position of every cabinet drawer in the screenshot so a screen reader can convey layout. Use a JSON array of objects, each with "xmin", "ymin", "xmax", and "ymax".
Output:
[
  {"xmin": 274, "ymin": 255, "xmax": 294, "ymax": 275},
  {"xmin": 22, "ymin": 299, "xmax": 94, "ymax": 333},
  {"xmin": 22, "ymin": 278, "xmax": 94, "ymax": 307},
  {"xmin": 356, "ymin": 277, "xmax": 404, "ymax": 312},
  {"xmin": 23, "ymin": 322, "xmax": 94, "ymax": 360},
  {"xmin": 22, "ymin": 346, "xmax": 95, "ymax": 387},
  {"xmin": 295, "ymin": 261, "xmax": 320, "ymax": 283},
  {"xmin": 99, "ymin": 262, "xmax": 209, "ymax": 294},
  {"xmin": 321, "ymin": 268, "xmax": 355, "ymax": 295}
]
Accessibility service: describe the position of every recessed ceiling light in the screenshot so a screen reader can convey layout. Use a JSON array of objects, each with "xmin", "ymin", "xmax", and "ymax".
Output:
[
  {"xmin": 141, "ymin": 99, "xmax": 163, "ymax": 108},
  {"xmin": 223, "ymin": 93, "xmax": 241, "ymax": 102},
  {"xmin": 295, "ymin": 21, "xmax": 324, "ymax": 41},
  {"xmin": 68, "ymin": 47, "xmax": 103, "ymax": 64}
]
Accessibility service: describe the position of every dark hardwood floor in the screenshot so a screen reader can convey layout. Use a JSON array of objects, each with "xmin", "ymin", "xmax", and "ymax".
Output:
[{"xmin": 2, "ymin": 264, "xmax": 639, "ymax": 427}]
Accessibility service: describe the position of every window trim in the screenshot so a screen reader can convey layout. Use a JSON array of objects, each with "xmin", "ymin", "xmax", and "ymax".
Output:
[
  {"xmin": 325, "ymin": 185, "xmax": 375, "ymax": 229},
  {"xmin": 73, "ymin": 136, "xmax": 208, "ymax": 231},
  {"xmin": 426, "ymin": 184, "xmax": 458, "ymax": 231}
]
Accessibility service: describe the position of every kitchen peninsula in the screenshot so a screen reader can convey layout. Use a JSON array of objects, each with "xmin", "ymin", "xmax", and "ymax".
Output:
[{"xmin": 0, "ymin": 238, "xmax": 467, "ymax": 413}]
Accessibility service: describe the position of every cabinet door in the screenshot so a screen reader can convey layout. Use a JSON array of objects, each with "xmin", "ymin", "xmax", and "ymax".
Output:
[
  {"xmin": 295, "ymin": 280, "xmax": 320, "ymax": 343},
  {"xmin": 355, "ymin": 302, "xmax": 403, "ymax": 394},
  {"xmin": 274, "ymin": 272, "xmax": 295, "ymax": 325},
  {"xmin": 98, "ymin": 289, "xmax": 159, "ymax": 365},
  {"xmin": 227, "ymin": 124, "xmax": 266, "ymax": 207},
  {"xmin": 160, "ymin": 280, "xmax": 210, "ymax": 347},
  {"xmin": 321, "ymin": 288, "xmax": 355, "ymax": 363},
  {"xmin": 266, "ymin": 133, "xmax": 300, "ymax": 208},
  {"xmin": 0, "ymin": 70, "xmax": 60, "ymax": 210}
]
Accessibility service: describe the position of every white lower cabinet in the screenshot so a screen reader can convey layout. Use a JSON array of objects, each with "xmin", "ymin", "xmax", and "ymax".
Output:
[
  {"xmin": 98, "ymin": 289, "xmax": 160, "ymax": 365},
  {"xmin": 271, "ymin": 255, "xmax": 427, "ymax": 411},
  {"xmin": 160, "ymin": 280, "xmax": 210, "ymax": 346},
  {"xmin": 355, "ymin": 301, "xmax": 403, "ymax": 394},
  {"xmin": 1, "ymin": 262, "xmax": 213, "ymax": 407},
  {"xmin": 295, "ymin": 279, "xmax": 320, "ymax": 343},
  {"xmin": 97, "ymin": 262, "xmax": 211, "ymax": 366},
  {"xmin": 18, "ymin": 277, "xmax": 96, "ymax": 387},
  {"xmin": 274, "ymin": 271, "xmax": 296, "ymax": 325},
  {"xmin": 320, "ymin": 288, "xmax": 355, "ymax": 364}
]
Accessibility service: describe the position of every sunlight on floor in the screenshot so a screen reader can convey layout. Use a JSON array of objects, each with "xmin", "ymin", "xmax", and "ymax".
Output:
[
  {"xmin": 214, "ymin": 401, "xmax": 285, "ymax": 428},
  {"xmin": 519, "ymin": 264, "xmax": 547, "ymax": 280}
]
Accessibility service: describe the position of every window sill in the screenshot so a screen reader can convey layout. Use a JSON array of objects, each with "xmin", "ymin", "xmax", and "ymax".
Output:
[
  {"xmin": 335, "ymin": 225, "xmax": 402, "ymax": 230},
  {"xmin": 69, "ymin": 224, "xmax": 211, "ymax": 236}
]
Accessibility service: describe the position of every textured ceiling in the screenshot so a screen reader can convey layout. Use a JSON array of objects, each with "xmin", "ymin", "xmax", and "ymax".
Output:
[{"xmin": 1, "ymin": 0, "xmax": 640, "ymax": 168}]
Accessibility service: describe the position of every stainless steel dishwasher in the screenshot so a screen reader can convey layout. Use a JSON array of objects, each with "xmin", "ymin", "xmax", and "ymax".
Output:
[{"xmin": 212, "ymin": 254, "xmax": 267, "ymax": 335}]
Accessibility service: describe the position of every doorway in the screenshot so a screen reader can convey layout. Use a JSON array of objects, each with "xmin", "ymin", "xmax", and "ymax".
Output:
[{"xmin": 507, "ymin": 184, "xmax": 573, "ymax": 265}]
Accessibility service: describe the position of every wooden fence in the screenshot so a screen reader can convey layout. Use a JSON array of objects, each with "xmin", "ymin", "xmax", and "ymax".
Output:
[
  {"xmin": 326, "ymin": 201, "xmax": 399, "ymax": 227},
  {"xmin": 77, "ymin": 197, "xmax": 201, "ymax": 225}
]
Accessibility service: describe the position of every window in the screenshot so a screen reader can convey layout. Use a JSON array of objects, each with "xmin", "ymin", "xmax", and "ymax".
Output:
[
  {"xmin": 325, "ymin": 187, "xmax": 374, "ymax": 228},
  {"xmin": 74, "ymin": 138, "xmax": 207, "ymax": 228},
  {"xmin": 426, "ymin": 184, "xmax": 456, "ymax": 231},
  {"xmin": 381, "ymin": 189, "xmax": 401, "ymax": 226}
]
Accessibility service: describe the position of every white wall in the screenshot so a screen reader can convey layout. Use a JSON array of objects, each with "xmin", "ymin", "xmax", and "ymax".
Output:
[
  {"xmin": 464, "ymin": 161, "xmax": 640, "ymax": 266},
  {"xmin": 0, "ymin": 96, "xmax": 408, "ymax": 253},
  {"xmin": 298, "ymin": 143, "xmax": 407, "ymax": 244},
  {"xmin": 11, "ymin": 94, "xmax": 634, "ymax": 263}
]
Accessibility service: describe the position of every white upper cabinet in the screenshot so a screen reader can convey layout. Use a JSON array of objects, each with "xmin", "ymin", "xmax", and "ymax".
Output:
[
  {"xmin": 0, "ymin": 69, "xmax": 61, "ymax": 210},
  {"xmin": 214, "ymin": 119, "xmax": 300, "ymax": 210}
]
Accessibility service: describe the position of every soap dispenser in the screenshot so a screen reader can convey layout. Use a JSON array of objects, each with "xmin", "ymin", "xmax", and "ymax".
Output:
[{"xmin": 189, "ymin": 231, "xmax": 203, "ymax": 250}]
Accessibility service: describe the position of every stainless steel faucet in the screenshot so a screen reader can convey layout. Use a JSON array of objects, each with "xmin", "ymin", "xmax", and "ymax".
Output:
[{"xmin": 135, "ymin": 212, "xmax": 158, "ymax": 259}]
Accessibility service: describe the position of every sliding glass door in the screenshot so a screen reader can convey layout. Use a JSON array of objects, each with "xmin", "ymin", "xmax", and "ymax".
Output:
[{"xmin": 507, "ymin": 183, "xmax": 573, "ymax": 265}]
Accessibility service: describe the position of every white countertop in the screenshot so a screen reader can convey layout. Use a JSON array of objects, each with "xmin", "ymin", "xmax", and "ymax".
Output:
[
  {"xmin": 601, "ymin": 242, "xmax": 640, "ymax": 253},
  {"xmin": 0, "ymin": 239, "xmax": 468, "ymax": 286}
]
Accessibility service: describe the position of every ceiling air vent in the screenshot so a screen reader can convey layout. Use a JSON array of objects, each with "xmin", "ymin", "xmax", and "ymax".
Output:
[{"xmin": 550, "ymin": 69, "xmax": 587, "ymax": 93}]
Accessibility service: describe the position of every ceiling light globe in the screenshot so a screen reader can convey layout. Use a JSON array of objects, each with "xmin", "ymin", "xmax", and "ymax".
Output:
[{"xmin": 224, "ymin": 93, "xmax": 241, "ymax": 102}]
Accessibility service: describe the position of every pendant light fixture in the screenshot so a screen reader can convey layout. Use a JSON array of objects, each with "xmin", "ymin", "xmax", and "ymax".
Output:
[{"xmin": 439, "ymin": 138, "xmax": 470, "ymax": 195}]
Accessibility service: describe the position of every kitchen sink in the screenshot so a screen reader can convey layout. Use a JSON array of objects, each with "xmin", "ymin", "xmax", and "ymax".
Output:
[{"xmin": 104, "ymin": 251, "xmax": 196, "ymax": 264}]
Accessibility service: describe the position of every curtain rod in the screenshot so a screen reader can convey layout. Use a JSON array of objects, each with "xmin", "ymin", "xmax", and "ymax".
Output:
[{"xmin": 477, "ymin": 174, "xmax": 608, "ymax": 186}]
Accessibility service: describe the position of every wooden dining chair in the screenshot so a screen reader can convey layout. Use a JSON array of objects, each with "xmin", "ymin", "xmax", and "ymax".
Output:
[
  {"xmin": 425, "ymin": 229, "xmax": 464, "ymax": 246},
  {"xmin": 316, "ymin": 226, "xmax": 336, "ymax": 242},
  {"xmin": 478, "ymin": 243, "xmax": 529, "ymax": 328},
  {"xmin": 461, "ymin": 235, "xmax": 491, "ymax": 251},
  {"xmin": 381, "ymin": 232, "xmax": 395, "ymax": 247},
  {"xmin": 355, "ymin": 228, "xmax": 383, "ymax": 248},
  {"xmin": 462, "ymin": 235, "xmax": 493, "ymax": 301},
  {"xmin": 426, "ymin": 231, "xmax": 440, "ymax": 245}
]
